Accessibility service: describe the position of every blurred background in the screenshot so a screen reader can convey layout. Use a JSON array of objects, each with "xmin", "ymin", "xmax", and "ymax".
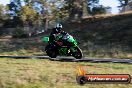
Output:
[{"xmin": 0, "ymin": 0, "xmax": 132, "ymax": 58}]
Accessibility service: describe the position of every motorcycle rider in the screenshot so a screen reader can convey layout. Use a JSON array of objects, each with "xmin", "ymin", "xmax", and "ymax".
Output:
[{"xmin": 49, "ymin": 23, "xmax": 68, "ymax": 46}]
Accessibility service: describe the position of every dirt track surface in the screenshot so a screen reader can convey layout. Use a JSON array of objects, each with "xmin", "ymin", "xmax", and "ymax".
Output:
[{"xmin": 0, "ymin": 55, "xmax": 132, "ymax": 64}]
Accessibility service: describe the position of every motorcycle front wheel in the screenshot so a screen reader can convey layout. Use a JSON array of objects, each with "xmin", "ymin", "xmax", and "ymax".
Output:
[{"xmin": 72, "ymin": 46, "xmax": 83, "ymax": 59}]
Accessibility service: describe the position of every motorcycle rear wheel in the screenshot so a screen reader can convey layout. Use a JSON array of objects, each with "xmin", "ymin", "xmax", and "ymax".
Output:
[
  {"xmin": 46, "ymin": 50, "xmax": 57, "ymax": 58},
  {"xmin": 45, "ymin": 45, "xmax": 57, "ymax": 58}
]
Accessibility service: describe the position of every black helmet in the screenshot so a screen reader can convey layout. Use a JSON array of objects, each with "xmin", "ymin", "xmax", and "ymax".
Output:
[
  {"xmin": 54, "ymin": 23, "xmax": 62, "ymax": 33},
  {"xmin": 55, "ymin": 23, "xmax": 62, "ymax": 29}
]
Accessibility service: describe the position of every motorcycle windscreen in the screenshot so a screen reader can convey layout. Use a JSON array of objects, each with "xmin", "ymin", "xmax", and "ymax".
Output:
[
  {"xmin": 67, "ymin": 36, "xmax": 77, "ymax": 45},
  {"xmin": 42, "ymin": 36, "xmax": 49, "ymax": 43}
]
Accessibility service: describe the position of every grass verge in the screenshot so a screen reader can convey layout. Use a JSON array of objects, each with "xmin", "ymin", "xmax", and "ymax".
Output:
[{"xmin": 0, "ymin": 58, "xmax": 132, "ymax": 88}]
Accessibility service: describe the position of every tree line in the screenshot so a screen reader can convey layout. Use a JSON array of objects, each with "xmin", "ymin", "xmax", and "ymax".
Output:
[
  {"xmin": 0, "ymin": 0, "xmax": 132, "ymax": 38},
  {"xmin": 0, "ymin": 0, "xmax": 111, "ymax": 27},
  {"xmin": 0, "ymin": 0, "xmax": 131, "ymax": 28}
]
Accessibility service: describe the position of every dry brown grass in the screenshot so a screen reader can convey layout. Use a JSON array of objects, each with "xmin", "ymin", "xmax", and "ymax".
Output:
[{"xmin": 0, "ymin": 58, "xmax": 132, "ymax": 88}]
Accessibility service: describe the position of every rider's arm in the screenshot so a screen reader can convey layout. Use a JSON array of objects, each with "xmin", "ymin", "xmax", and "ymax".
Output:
[
  {"xmin": 61, "ymin": 31, "xmax": 68, "ymax": 35},
  {"xmin": 49, "ymin": 28, "xmax": 57, "ymax": 43},
  {"xmin": 49, "ymin": 33, "xmax": 55, "ymax": 44}
]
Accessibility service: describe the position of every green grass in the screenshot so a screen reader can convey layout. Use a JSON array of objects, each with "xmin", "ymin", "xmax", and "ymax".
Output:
[
  {"xmin": 0, "ymin": 38, "xmax": 46, "ymax": 56},
  {"xmin": 0, "ymin": 58, "xmax": 132, "ymax": 88},
  {"xmin": 0, "ymin": 49, "xmax": 45, "ymax": 56}
]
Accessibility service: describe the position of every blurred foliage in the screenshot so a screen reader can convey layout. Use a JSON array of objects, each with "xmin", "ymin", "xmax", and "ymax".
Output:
[
  {"xmin": 2, "ymin": 0, "xmax": 113, "ymax": 26},
  {"xmin": 20, "ymin": 5, "xmax": 38, "ymax": 24},
  {"xmin": 12, "ymin": 27, "xmax": 29, "ymax": 38},
  {"xmin": 117, "ymin": 0, "xmax": 132, "ymax": 11},
  {"xmin": 8, "ymin": 0, "xmax": 22, "ymax": 16},
  {"xmin": 0, "ymin": 4, "xmax": 10, "ymax": 20},
  {"xmin": 0, "ymin": 0, "xmax": 112, "ymax": 38},
  {"xmin": 91, "ymin": 5, "xmax": 111, "ymax": 15},
  {"xmin": 0, "ymin": 0, "xmax": 111, "ymax": 30},
  {"xmin": 118, "ymin": 0, "xmax": 132, "ymax": 7},
  {"xmin": 0, "ymin": 4, "xmax": 4, "ymax": 19}
]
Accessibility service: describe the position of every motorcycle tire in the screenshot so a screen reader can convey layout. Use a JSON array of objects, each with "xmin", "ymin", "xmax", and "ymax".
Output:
[
  {"xmin": 45, "ymin": 45, "xmax": 57, "ymax": 58},
  {"xmin": 72, "ymin": 46, "xmax": 83, "ymax": 59},
  {"xmin": 46, "ymin": 49, "xmax": 57, "ymax": 58}
]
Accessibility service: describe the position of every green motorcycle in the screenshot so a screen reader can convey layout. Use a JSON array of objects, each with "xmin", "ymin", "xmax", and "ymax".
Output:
[{"xmin": 42, "ymin": 33, "xmax": 83, "ymax": 59}]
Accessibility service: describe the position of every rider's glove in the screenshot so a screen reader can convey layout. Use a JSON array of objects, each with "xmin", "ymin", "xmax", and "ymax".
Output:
[{"xmin": 57, "ymin": 41, "xmax": 63, "ymax": 46}]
